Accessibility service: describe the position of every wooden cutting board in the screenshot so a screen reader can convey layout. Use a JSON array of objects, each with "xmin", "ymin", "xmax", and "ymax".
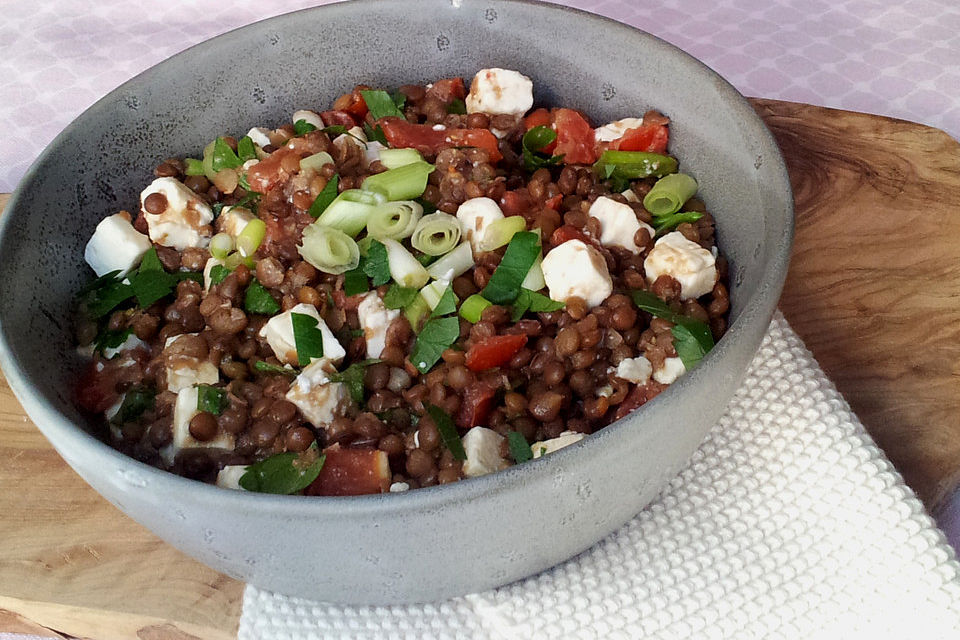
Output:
[{"xmin": 2, "ymin": 98, "xmax": 960, "ymax": 639}]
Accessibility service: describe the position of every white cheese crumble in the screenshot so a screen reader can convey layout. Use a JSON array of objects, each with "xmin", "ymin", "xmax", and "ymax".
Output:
[
  {"xmin": 615, "ymin": 356, "xmax": 653, "ymax": 384},
  {"xmin": 594, "ymin": 117, "xmax": 644, "ymax": 143},
  {"xmin": 292, "ymin": 109, "xmax": 324, "ymax": 130},
  {"xmin": 217, "ymin": 206, "xmax": 254, "ymax": 238},
  {"xmin": 140, "ymin": 177, "xmax": 214, "ymax": 250},
  {"xmin": 653, "ymin": 356, "xmax": 686, "ymax": 384},
  {"xmin": 357, "ymin": 292, "xmax": 400, "ymax": 359},
  {"xmin": 389, "ymin": 482, "xmax": 410, "ymax": 493},
  {"xmin": 84, "ymin": 213, "xmax": 153, "ymax": 277},
  {"xmin": 259, "ymin": 303, "xmax": 345, "ymax": 367},
  {"xmin": 466, "ymin": 68, "xmax": 534, "ymax": 116},
  {"xmin": 461, "ymin": 427, "xmax": 508, "ymax": 478},
  {"xmin": 285, "ymin": 360, "xmax": 349, "ymax": 431},
  {"xmin": 531, "ymin": 431, "xmax": 585, "ymax": 459},
  {"xmin": 245, "ymin": 127, "xmax": 273, "ymax": 148},
  {"xmin": 216, "ymin": 465, "xmax": 248, "ymax": 490},
  {"xmin": 541, "ymin": 239, "xmax": 613, "ymax": 308},
  {"xmin": 588, "ymin": 196, "xmax": 655, "ymax": 254},
  {"xmin": 202, "ymin": 257, "xmax": 225, "ymax": 292},
  {"xmin": 456, "ymin": 197, "xmax": 505, "ymax": 253},
  {"xmin": 102, "ymin": 333, "xmax": 148, "ymax": 360},
  {"xmin": 643, "ymin": 231, "xmax": 718, "ymax": 300},
  {"xmin": 161, "ymin": 386, "xmax": 235, "ymax": 466}
]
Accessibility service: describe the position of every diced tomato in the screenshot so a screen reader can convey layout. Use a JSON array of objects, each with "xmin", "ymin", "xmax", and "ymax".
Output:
[
  {"xmin": 75, "ymin": 362, "xmax": 119, "ymax": 414},
  {"xmin": 549, "ymin": 225, "xmax": 592, "ymax": 247},
  {"xmin": 465, "ymin": 334, "xmax": 528, "ymax": 372},
  {"xmin": 457, "ymin": 382, "xmax": 497, "ymax": 429},
  {"xmin": 610, "ymin": 122, "xmax": 669, "ymax": 153},
  {"xmin": 379, "ymin": 118, "xmax": 502, "ymax": 162},
  {"xmin": 332, "ymin": 86, "xmax": 370, "ymax": 120},
  {"xmin": 613, "ymin": 381, "xmax": 667, "ymax": 420},
  {"xmin": 500, "ymin": 189, "xmax": 534, "ymax": 215},
  {"xmin": 544, "ymin": 194, "xmax": 563, "ymax": 211},
  {"xmin": 523, "ymin": 108, "xmax": 557, "ymax": 153},
  {"xmin": 246, "ymin": 146, "xmax": 300, "ymax": 194},
  {"xmin": 320, "ymin": 110, "xmax": 358, "ymax": 128},
  {"xmin": 425, "ymin": 77, "xmax": 466, "ymax": 103},
  {"xmin": 306, "ymin": 447, "xmax": 391, "ymax": 496},
  {"xmin": 553, "ymin": 108, "xmax": 597, "ymax": 165}
]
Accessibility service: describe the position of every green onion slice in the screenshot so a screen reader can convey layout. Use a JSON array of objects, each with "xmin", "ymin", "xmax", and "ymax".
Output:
[
  {"xmin": 378, "ymin": 148, "xmax": 424, "ymax": 169},
  {"xmin": 316, "ymin": 188, "xmax": 382, "ymax": 237},
  {"xmin": 366, "ymin": 200, "xmax": 424, "ymax": 241},
  {"xmin": 361, "ymin": 162, "xmax": 434, "ymax": 202},
  {"xmin": 459, "ymin": 294, "xmax": 492, "ymax": 323},
  {"xmin": 382, "ymin": 238, "xmax": 430, "ymax": 289},
  {"xmin": 236, "ymin": 218, "xmax": 266, "ymax": 257},
  {"xmin": 184, "ymin": 158, "xmax": 205, "ymax": 176},
  {"xmin": 476, "ymin": 215, "xmax": 527, "ymax": 252},
  {"xmin": 643, "ymin": 173, "xmax": 698, "ymax": 217},
  {"xmin": 300, "ymin": 151, "xmax": 334, "ymax": 172},
  {"xmin": 426, "ymin": 242, "xmax": 474, "ymax": 281},
  {"xmin": 298, "ymin": 224, "xmax": 361, "ymax": 274},
  {"xmin": 593, "ymin": 150, "xmax": 679, "ymax": 181},
  {"xmin": 411, "ymin": 212, "xmax": 462, "ymax": 256},
  {"xmin": 653, "ymin": 211, "xmax": 704, "ymax": 236},
  {"xmin": 209, "ymin": 233, "xmax": 234, "ymax": 260}
]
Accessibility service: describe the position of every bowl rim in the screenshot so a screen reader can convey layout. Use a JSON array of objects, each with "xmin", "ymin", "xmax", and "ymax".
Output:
[{"xmin": 0, "ymin": 0, "xmax": 793, "ymax": 518}]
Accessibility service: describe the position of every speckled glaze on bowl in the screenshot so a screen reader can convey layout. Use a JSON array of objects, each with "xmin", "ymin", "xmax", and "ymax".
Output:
[{"xmin": 0, "ymin": 0, "xmax": 792, "ymax": 604}]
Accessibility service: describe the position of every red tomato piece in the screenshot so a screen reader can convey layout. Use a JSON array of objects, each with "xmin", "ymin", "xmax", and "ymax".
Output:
[
  {"xmin": 75, "ymin": 362, "xmax": 119, "ymax": 414},
  {"xmin": 306, "ymin": 447, "xmax": 391, "ymax": 496},
  {"xmin": 613, "ymin": 381, "xmax": 667, "ymax": 420},
  {"xmin": 610, "ymin": 123, "xmax": 669, "ymax": 153},
  {"xmin": 246, "ymin": 146, "xmax": 300, "ymax": 194},
  {"xmin": 553, "ymin": 108, "xmax": 597, "ymax": 165},
  {"xmin": 549, "ymin": 225, "xmax": 592, "ymax": 247},
  {"xmin": 379, "ymin": 118, "xmax": 502, "ymax": 162},
  {"xmin": 523, "ymin": 108, "xmax": 557, "ymax": 153},
  {"xmin": 332, "ymin": 86, "xmax": 370, "ymax": 119},
  {"xmin": 457, "ymin": 382, "xmax": 498, "ymax": 429},
  {"xmin": 544, "ymin": 194, "xmax": 563, "ymax": 211},
  {"xmin": 500, "ymin": 189, "xmax": 534, "ymax": 215},
  {"xmin": 426, "ymin": 77, "xmax": 467, "ymax": 103},
  {"xmin": 465, "ymin": 334, "xmax": 528, "ymax": 372},
  {"xmin": 320, "ymin": 110, "xmax": 358, "ymax": 128}
]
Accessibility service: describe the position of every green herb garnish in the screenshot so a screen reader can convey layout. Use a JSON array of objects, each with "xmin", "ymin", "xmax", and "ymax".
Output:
[
  {"xmin": 93, "ymin": 326, "xmax": 133, "ymax": 356},
  {"xmin": 383, "ymin": 285, "xmax": 419, "ymax": 310},
  {"xmin": 291, "ymin": 312, "xmax": 325, "ymax": 367},
  {"xmin": 196, "ymin": 384, "xmax": 228, "ymax": 416},
  {"xmin": 211, "ymin": 137, "xmax": 242, "ymax": 171},
  {"xmin": 521, "ymin": 126, "xmax": 563, "ymax": 172},
  {"xmin": 254, "ymin": 360, "xmax": 298, "ymax": 376},
  {"xmin": 446, "ymin": 98, "xmax": 467, "ymax": 115},
  {"xmin": 364, "ymin": 123, "xmax": 389, "ymax": 146},
  {"xmin": 184, "ymin": 158, "xmax": 205, "ymax": 176},
  {"xmin": 507, "ymin": 431, "xmax": 533, "ymax": 463},
  {"xmin": 328, "ymin": 359, "xmax": 382, "ymax": 404},
  {"xmin": 652, "ymin": 211, "xmax": 704, "ymax": 236},
  {"xmin": 209, "ymin": 264, "xmax": 231, "ymax": 286},
  {"xmin": 237, "ymin": 135, "xmax": 257, "ymax": 161},
  {"xmin": 114, "ymin": 387, "xmax": 155, "ymax": 424},
  {"xmin": 430, "ymin": 285, "xmax": 457, "ymax": 318},
  {"xmin": 244, "ymin": 278, "xmax": 280, "ymax": 315},
  {"xmin": 481, "ymin": 231, "xmax": 541, "ymax": 305},
  {"xmin": 410, "ymin": 316, "xmax": 460, "ymax": 373},
  {"xmin": 363, "ymin": 239, "xmax": 391, "ymax": 286},
  {"xmin": 426, "ymin": 404, "xmax": 466, "ymax": 461},
  {"xmin": 308, "ymin": 174, "xmax": 339, "ymax": 219},
  {"xmin": 343, "ymin": 261, "xmax": 370, "ymax": 297},
  {"xmin": 293, "ymin": 119, "xmax": 317, "ymax": 135},
  {"xmin": 391, "ymin": 89, "xmax": 407, "ymax": 111},
  {"xmin": 238, "ymin": 444, "xmax": 325, "ymax": 495},
  {"xmin": 322, "ymin": 125, "xmax": 348, "ymax": 137},
  {"xmin": 630, "ymin": 290, "xmax": 715, "ymax": 369},
  {"xmin": 360, "ymin": 89, "xmax": 405, "ymax": 120},
  {"xmin": 414, "ymin": 197, "xmax": 437, "ymax": 215},
  {"xmin": 510, "ymin": 288, "xmax": 565, "ymax": 322}
]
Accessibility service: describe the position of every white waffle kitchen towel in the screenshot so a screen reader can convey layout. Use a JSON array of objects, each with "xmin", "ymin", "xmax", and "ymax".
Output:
[{"xmin": 239, "ymin": 313, "xmax": 960, "ymax": 639}]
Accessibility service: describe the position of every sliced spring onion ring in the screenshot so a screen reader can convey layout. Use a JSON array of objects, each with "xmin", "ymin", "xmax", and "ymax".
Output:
[
  {"xmin": 643, "ymin": 173, "xmax": 698, "ymax": 217},
  {"xmin": 223, "ymin": 251, "xmax": 255, "ymax": 270},
  {"xmin": 202, "ymin": 140, "xmax": 217, "ymax": 182},
  {"xmin": 361, "ymin": 162, "xmax": 434, "ymax": 201},
  {"xmin": 300, "ymin": 151, "xmax": 335, "ymax": 172},
  {"xmin": 411, "ymin": 212, "xmax": 462, "ymax": 256},
  {"xmin": 316, "ymin": 189, "xmax": 384, "ymax": 237},
  {"xmin": 459, "ymin": 294, "xmax": 492, "ymax": 323},
  {"xmin": 366, "ymin": 200, "xmax": 424, "ymax": 241},
  {"xmin": 236, "ymin": 218, "xmax": 266, "ymax": 257},
  {"xmin": 426, "ymin": 242, "xmax": 474, "ymax": 280},
  {"xmin": 298, "ymin": 224, "xmax": 360, "ymax": 274},
  {"xmin": 209, "ymin": 233, "xmax": 234, "ymax": 260},
  {"xmin": 520, "ymin": 251, "xmax": 546, "ymax": 291},
  {"xmin": 476, "ymin": 215, "xmax": 527, "ymax": 252},
  {"xmin": 377, "ymin": 148, "xmax": 424, "ymax": 169},
  {"xmin": 420, "ymin": 279, "xmax": 453, "ymax": 310},
  {"xmin": 382, "ymin": 238, "xmax": 430, "ymax": 288}
]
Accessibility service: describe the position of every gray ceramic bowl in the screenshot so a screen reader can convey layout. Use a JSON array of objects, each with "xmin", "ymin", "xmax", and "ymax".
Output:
[{"xmin": 0, "ymin": 0, "xmax": 792, "ymax": 604}]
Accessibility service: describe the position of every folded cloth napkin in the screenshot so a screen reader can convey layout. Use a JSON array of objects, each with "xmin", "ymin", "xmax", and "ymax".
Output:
[{"xmin": 239, "ymin": 313, "xmax": 960, "ymax": 639}]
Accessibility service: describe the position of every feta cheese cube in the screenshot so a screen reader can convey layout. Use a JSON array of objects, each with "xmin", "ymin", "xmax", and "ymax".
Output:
[
  {"xmin": 165, "ymin": 333, "xmax": 219, "ymax": 393},
  {"xmin": 466, "ymin": 68, "xmax": 534, "ymax": 116},
  {"xmin": 332, "ymin": 126, "xmax": 368, "ymax": 158},
  {"xmin": 621, "ymin": 188, "xmax": 640, "ymax": 203},
  {"xmin": 461, "ymin": 427, "xmax": 508, "ymax": 478},
  {"xmin": 102, "ymin": 333, "xmax": 148, "ymax": 359},
  {"xmin": 259, "ymin": 303, "xmax": 345, "ymax": 367},
  {"xmin": 140, "ymin": 177, "xmax": 214, "ymax": 250},
  {"xmin": 541, "ymin": 239, "xmax": 613, "ymax": 308},
  {"xmin": 653, "ymin": 356, "xmax": 686, "ymax": 384},
  {"xmin": 389, "ymin": 482, "xmax": 410, "ymax": 493},
  {"xmin": 246, "ymin": 127, "xmax": 273, "ymax": 148},
  {"xmin": 364, "ymin": 140, "xmax": 387, "ymax": 167},
  {"xmin": 292, "ymin": 109, "xmax": 324, "ymax": 130},
  {"xmin": 202, "ymin": 257, "xmax": 225, "ymax": 292},
  {"xmin": 357, "ymin": 292, "xmax": 400, "ymax": 359},
  {"xmin": 594, "ymin": 117, "xmax": 644, "ymax": 143},
  {"xmin": 84, "ymin": 213, "xmax": 153, "ymax": 277},
  {"xmin": 285, "ymin": 360, "xmax": 350, "ymax": 430},
  {"xmin": 643, "ymin": 231, "xmax": 718, "ymax": 300},
  {"xmin": 530, "ymin": 431, "xmax": 585, "ymax": 459},
  {"xmin": 216, "ymin": 206, "xmax": 254, "ymax": 238},
  {"xmin": 616, "ymin": 356, "xmax": 653, "ymax": 384},
  {"xmin": 588, "ymin": 196, "xmax": 654, "ymax": 254},
  {"xmin": 456, "ymin": 197, "xmax": 504, "ymax": 252},
  {"xmin": 216, "ymin": 465, "xmax": 249, "ymax": 490},
  {"xmin": 161, "ymin": 386, "xmax": 235, "ymax": 466}
]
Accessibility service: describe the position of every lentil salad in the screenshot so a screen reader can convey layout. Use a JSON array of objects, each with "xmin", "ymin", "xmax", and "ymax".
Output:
[{"xmin": 75, "ymin": 68, "xmax": 730, "ymax": 496}]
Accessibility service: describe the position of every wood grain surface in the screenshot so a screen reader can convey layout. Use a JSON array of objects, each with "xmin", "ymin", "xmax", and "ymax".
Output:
[{"xmin": 1, "ymin": 100, "xmax": 960, "ymax": 637}]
